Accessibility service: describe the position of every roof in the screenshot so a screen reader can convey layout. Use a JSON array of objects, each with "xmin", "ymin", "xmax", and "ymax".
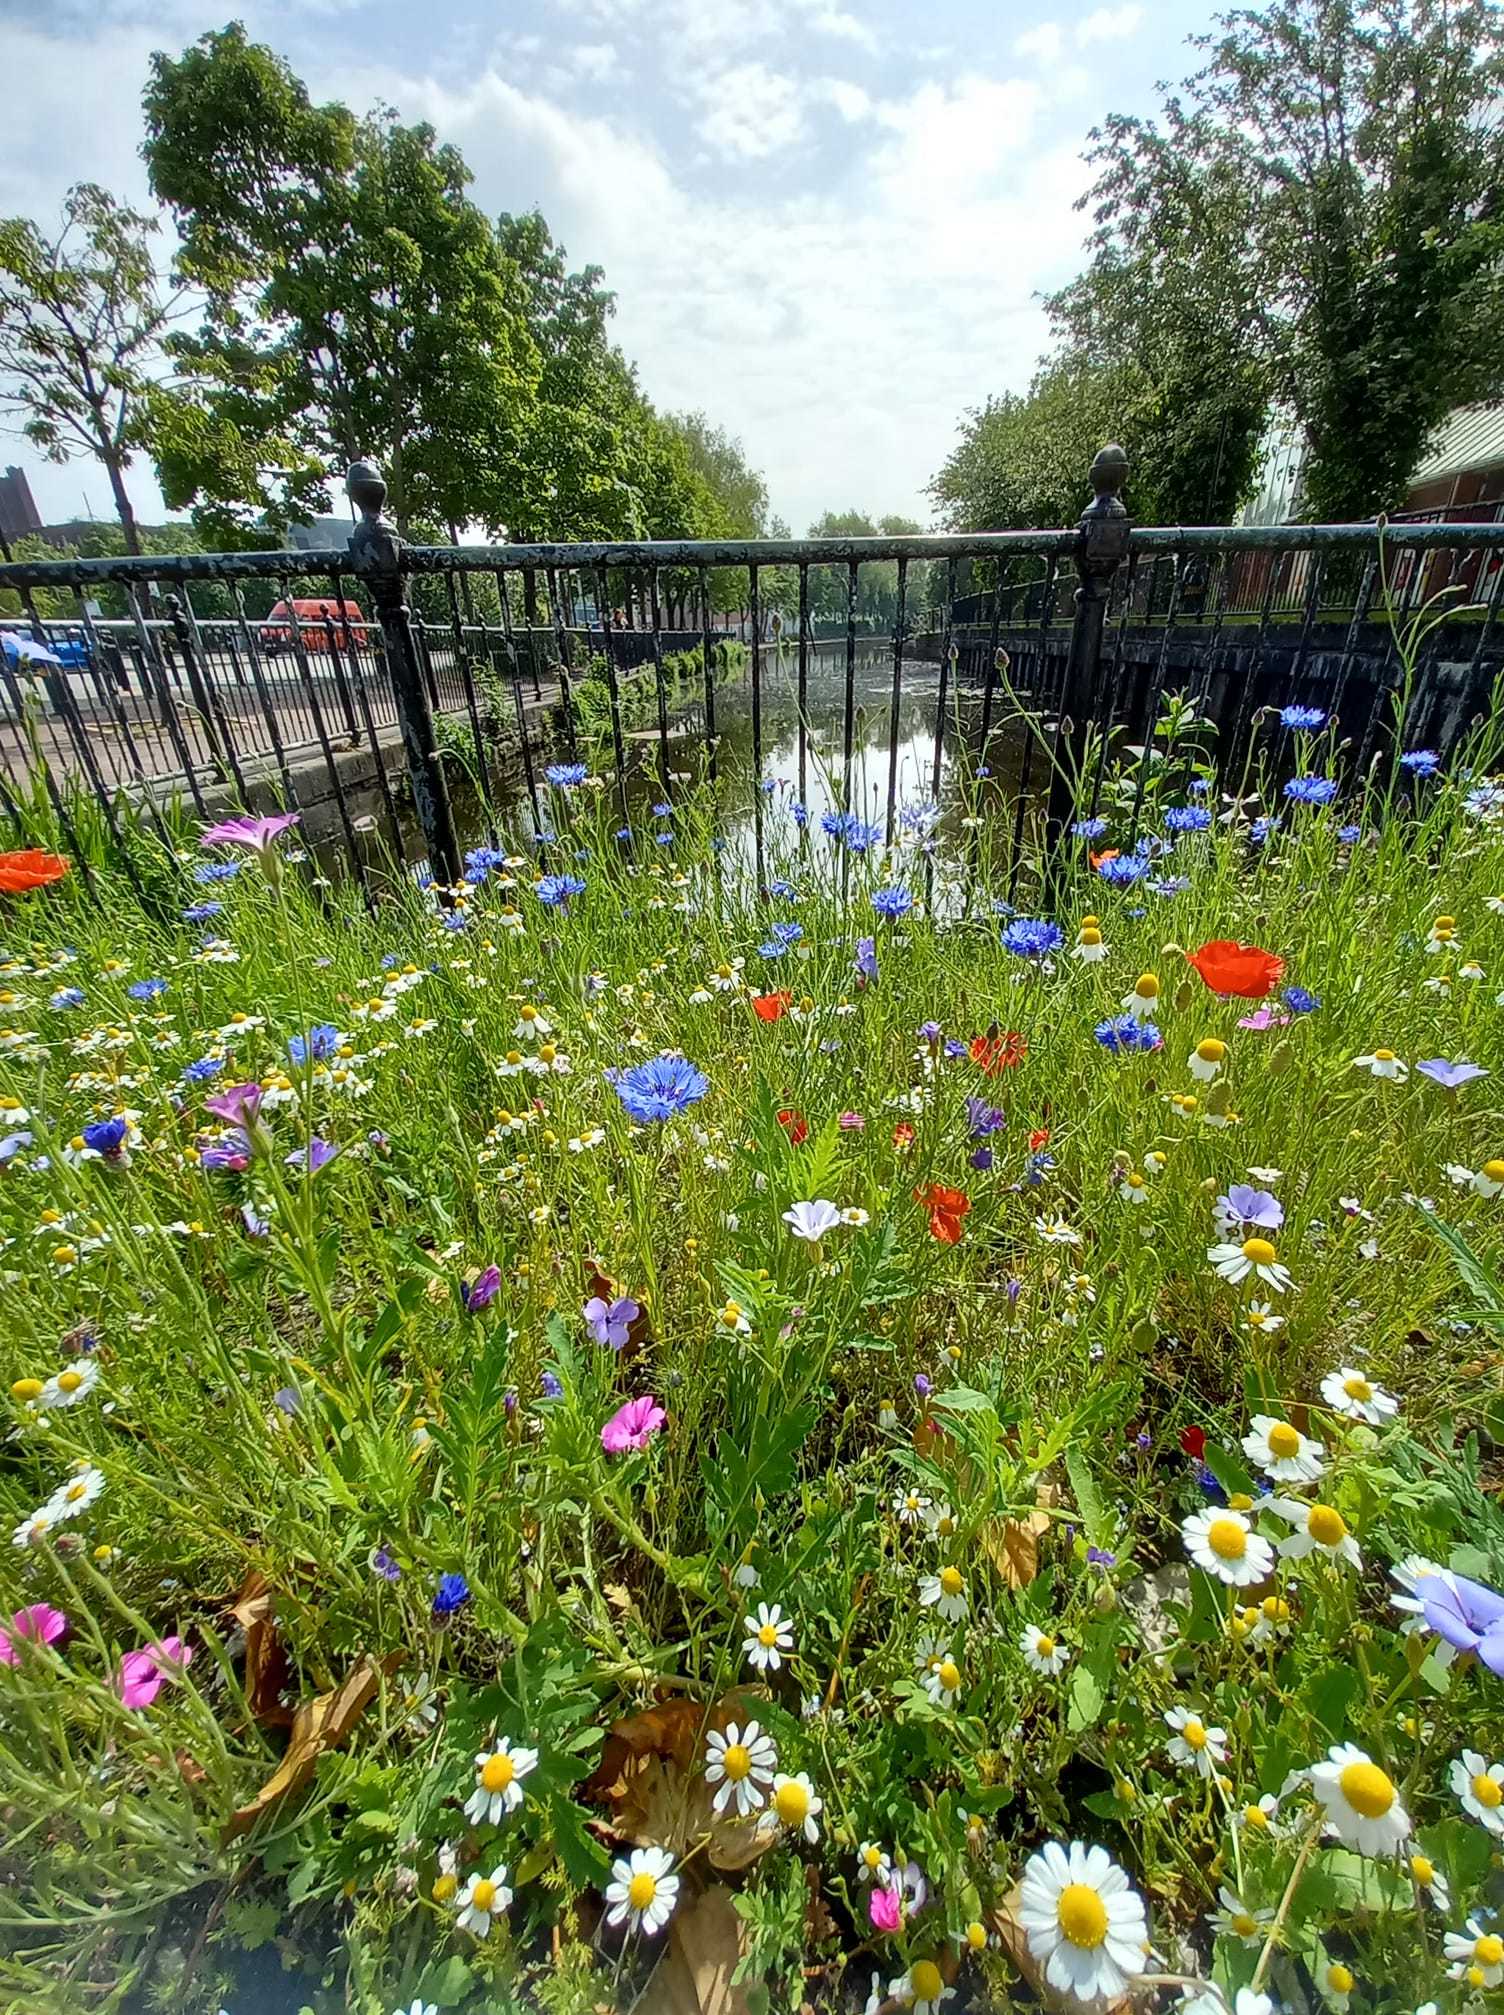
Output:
[{"xmin": 1412, "ymin": 403, "xmax": 1504, "ymax": 485}]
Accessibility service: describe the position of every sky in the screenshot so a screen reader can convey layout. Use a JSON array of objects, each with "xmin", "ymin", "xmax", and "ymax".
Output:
[{"xmin": 0, "ymin": 0, "xmax": 1217, "ymax": 538}]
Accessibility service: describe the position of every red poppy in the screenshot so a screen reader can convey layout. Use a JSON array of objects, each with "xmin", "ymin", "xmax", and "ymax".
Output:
[
  {"xmin": 915, "ymin": 1182, "xmax": 971, "ymax": 1244},
  {"xmin": 892, "ymin": 1121, "xmax": 916, "ymax": 1150},
  {"xmin": 0, "ymin": 849, "xmax": 68, "ymax": 895},
  {"xmin": 969, "ymin": 1028, "xmax": 1027, "ymax": 1074},
  {"xmin": 1180, "ymin": 1425, "xmax": 1207, "ymax": 1460},
  {"xmin": 777, "ymin": 1107, "xmax": 808, "ymax": 1145},
  {"xmin": 751, "ymin": 990, "xmax": 793, "ymax": 1023},
  {"xmin": 1029, "ymin": 1127, "xmax": 1051, "ymax": 1152},
  {"xmin": 1188, "ymin": 940, "xmax": 1286, "ymax": 998}
]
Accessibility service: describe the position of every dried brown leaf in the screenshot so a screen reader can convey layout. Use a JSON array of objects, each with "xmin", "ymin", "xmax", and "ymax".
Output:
[
  {"xmin": 638, "ymin": 1883, "xmax": 753, "ymax": 2015},
  {"xmin": 229, "ymin": 1570, "xmax": 292, "ymax": 1729},
  {"xmin": 224, "ymin": 1653, "xmax": 397, "ymax": 1840}
]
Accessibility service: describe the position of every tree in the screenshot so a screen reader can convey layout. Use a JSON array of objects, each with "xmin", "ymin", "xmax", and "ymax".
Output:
[
  {"xmin": 0, "ymin": 184, "xmax": 181, "ymax": 554},
  {"xmin": 1076, "ymin": 0, "xmax": 1504, "ymax": 522},
  {"xmin": 804, "ymin": 510, "xmax": 921, "ymax": 629},
  {"xmin": 142, "ymin": 25, "xmax": 538, "ymax": 540},
  {"xmin": 662, "ymin": 412, "xmax": 770, "ymax": 536}
]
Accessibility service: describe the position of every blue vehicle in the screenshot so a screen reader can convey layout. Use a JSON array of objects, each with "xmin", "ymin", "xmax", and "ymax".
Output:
[{"xmin": 0, "ymin": 628, "xmax": 92, "ymax": 670}]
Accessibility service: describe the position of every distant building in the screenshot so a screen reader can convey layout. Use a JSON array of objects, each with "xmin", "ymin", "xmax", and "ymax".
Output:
[
  {"xmin": 0, "ymin": 467, "xmax": 41, "ymax": 545},
  {"xmin": 286, "ymin": 514, "xmax": 356, "ymax": 551},
  {"xmin": 1241, "ymin": 402, "xmax": 1504, "ymax": 526}
]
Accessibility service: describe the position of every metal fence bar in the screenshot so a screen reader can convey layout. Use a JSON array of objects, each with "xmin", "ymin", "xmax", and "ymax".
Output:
[
  {"xmin": 496, "ymin": 567, "xmax": 545, "ymax": 846},
  {"xmin": 647, "ymin": 569, "xmax": 672, "ymax": 804},
  {"xmin": 749, "ymin": 564, "xmax": 764, "ymax": 886},
  {"xmin": 796, "ymin": 563, "xmax": 809, "ymax": 809},
  {"xmin": 884, "ymin": 557, "xmax": 908, "ymax": 845}
]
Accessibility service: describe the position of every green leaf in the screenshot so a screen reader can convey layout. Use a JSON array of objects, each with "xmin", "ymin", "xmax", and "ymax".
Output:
[
  {"xmin": 1067, "ymin": 1664, "xmax": 1105, "ymax": 1731},
  {"xmin": 1203, "ymin": 1440, "xmax": 1257, "ymax": 1501},
  {"xmin": 549, "ymin": 1794, "xmax": 611, "ymax": 1889},
  {"xmin": 1064, "ymin": 1445, "xmax": 1108, "ymax": 1547},
  {"xmin": 1301, "ymin": 1662, "xmax": 1357, "ymax": 1743},
  {"xmin": 414, "ymin": 1953, "xmax": 474, "ymax": 2008},
  {"xmin": 349, "ymin": 1808, "xmax": 397, "ymax": 1834}
]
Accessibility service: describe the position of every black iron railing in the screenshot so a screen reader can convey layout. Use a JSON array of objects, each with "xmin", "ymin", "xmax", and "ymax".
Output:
[{"xmin": 3, "ymin": 447, "xmax": 1503, "ymax": 901}]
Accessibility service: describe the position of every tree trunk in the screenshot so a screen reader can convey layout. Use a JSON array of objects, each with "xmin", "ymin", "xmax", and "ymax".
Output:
[{"xmin": 101, "ymin": 443, "xmax": 143, "ymax": 557}]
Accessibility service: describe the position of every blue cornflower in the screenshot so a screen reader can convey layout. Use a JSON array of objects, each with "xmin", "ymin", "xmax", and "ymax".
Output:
[
  {"xmin": 819, "ymin": 810, "xmax": 848, "ymax": 839},
  {"xmin": 1279, "ymin": 704, "xmax": 1326, "ymax": 731},
  {"xmin": 769, "ymin": 877, "xmax": 797, "ymax": 899},
  {"xmin": 614, "ymin": 827, "xmax": 631, "ymax": 842},
  {"xmin": 969, "ymin": 1145, "xmax": 994, "ymax": 1171},
  {"xmin": 1282, "ymin": 985, "xmax": 1321, "ymax": 1015},
  {"xmin": 1337, "ymin": 823, "xmax": 1362, "ymax": 844},
  {"xmin": 844, "ymin": 820, "xmax": 882, "ymax": 854},
  {"xmin": 1283, "ymin": 775, "xmax": 1338, "ymax": 806},
  {"xmin": 772, "ymin": 921, "xmax": 803, "ymax": 944},
  {"xmin": 757, "ymin": 940, "xmax": 787, "ymax": 959},
  {"xmin": 369, "ymin": 1546, "xmax": 400, "ymax": 1583},
  {"xmin": 1096, "ymin": 854, "xmax": 1150, "ymax": 886},
  {"xmin": 1001, "ymin": 918, "xmax": 1063, "ymax": 958},
  {"xmin": 1464, "ymin": 782, "xmax": 1504, "ymax": 820},
  {"xmin": 1073, "ymin": 816, "xmax": 1108, "ymax": 840},
  {"xmin": 1094, "ymin": 1014, "xmax": 1164, "ymax": 1054},
  {"xmin": 871, "ymin": 886, "xmax": 914, "ymax": 920},
  {"xmin": 1025, "ymin": 1150, "xmax": 1055, "ymax": 1185},
  {"xmin": 546, "ymin": 762, "xmax": 588, "ymax": 787},
  {"xmin": 127, "ymin": 977, "xmax": 168, "ymax": 1001},
  {"xmin": 534, "ymin": 827, "xmax": 558, "ymax": 846},
  {"xmin": 943, "ymin": 1038, "xmax": 967, "ymax": 1058},
  {"xmin": 1249, "ymin": 816, "xmax": 1277, "ymax": 845},
  {"xmin": 194, "ymin": 860, "xmax": 241, "ymax": 884},
  {"xmin": 1149, "ymin": 876, "xmax": 1191, "ymax": 897},
  {"xmin": 535, "ymin": 873, "xmax": 586, "ymax": 908},
  {"xmin": 854, "ymin": 936, "xmax": 878, "ymax": 981},
  {"xmin": 966, "ymin": 1096, "xmax": 1006, "ymax": 1137},
  {"xmin": 1400, "ymin": 748, "xmax": 1441, "ymax": 778},
  {"xmin": 181, "ymin": 1056, "xmax": 224, "ymax": 1084},
  {"xmin": 760, "ymin": 777, "xmax": 777, "ymax": 795},
  {"xmin": 182, "ymin": 901, "xmax": 223, "ymax": 922},
  {"xmin": 289, "ymin": 1023, "xmax": 341, "ymax": 1065},
  {"xmin": 380, "ymin": 953, "xmax": 399, "ymax": 970},
  {"xmin": 791, "ymin": 802, "xmax": 808, "ymax": 827},
  {"xmin": 1163, "ymin": 806, "xmax": 1211, "ymax": 833},
  {"xmin": 82, "ymin": 1117, "xmax": 128, "ymax": 1157},
  {"xmin": 614, "ymin": 1054, "xmax": 709, "ymax": 1123},
  {"xmin": 899, "ymin": 801, "xmax": 939, "ymax": 833},
  {"xmin": 49, "ymin": 987, "xmax": 85, "ymax": 1010},
  {"xmin": 432, "ymin": 1572, "xmax": 471, "ymax": 1618},
  {"xmin": 1188, "ymin": 779, "xmax": 1209, "ymax": 797},
  {"xmin": 540, "ymin": 1370, "xmax": 563, "ymax": 1400},
  {"xmin": 466, "ymin": 845, "xmax": 507, "ymax": 873},
  {"xmin": 441, "ymin": 911, "xmax": 468, "ymax": 932},
  {"xmin": 652, "ymin": 802, "xmax": 672, "ymax": 817},
  {"xmin": 918, "ymin": 1019, "xmax": 942, "ymax": 1043},
  {"xmin": 654, "ymin": 832, "xmax": 673, "ymax": 846}
]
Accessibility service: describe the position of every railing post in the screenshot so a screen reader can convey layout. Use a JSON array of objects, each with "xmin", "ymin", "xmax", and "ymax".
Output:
[
  {"xmin": 1044, "ymin": 444, "xmax": 1130, "ymax": 887},
  {"xmin": 346, "ymin": 459, "xmax": 462, "ymax": 886}
]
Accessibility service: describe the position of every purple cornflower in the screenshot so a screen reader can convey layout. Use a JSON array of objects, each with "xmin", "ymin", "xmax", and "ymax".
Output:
[
  {"xmin": 1219, "ymin": 1184, "xmax": 1284, "ymax": 1232},
  {"xmin": 969, "ymin": 1145, "xmax": 994, "ymax": 1171},
  {"xmin": 1417, "ymin": 1058, "xmax": 1488, "ymax": 1089},
  {"xmin": 1094, "ymin": 1015, "xmax": 1163, "ymax": 1054},
  {"xmin": 461, "ymin": 1264, "xmax": 503, "ymax": 1313},
  {"xmin": 965, "ymin": 1097, "xmax": 1006, "ymax": 1137},
  {"xmin": 1086, "ymin": 1546, "xmax": 1117, "ymax": 1570},
  {"xmin": 272, "ymin": 1387, "xmax": 301, "ymax": 1417},
  {"xmin": 284, "ymin": 1137, "xmax": 338, "ymax": 1174},
  {"xmin": 854, "ymin": 936, "xmax": 878, "ymax": 982},
  {"xmin": 913, "ymin": 1373, "xmax": 931, "ymax": 1398},
  {"xmin": 535, "ymin": 873, "xmax": 586, "ymax": 908},
  {"xmin": 432, "ymin": 1572, "xmax": 470, "ymax": 1619},
  {"xmin": 199, "ymin": 1131, "xmax": 251, "ymax": 1172},
  {"xmin": 584, "ymin": 1294, "xmax": 639, "ymax": 1350},
  {"xmin": 540, "ymin": 1371, "xmax": 563, "ymax": 1400},
  {"xmin": 918, "ymin": 1020, "xmax": 943, "ymax": 1044}
]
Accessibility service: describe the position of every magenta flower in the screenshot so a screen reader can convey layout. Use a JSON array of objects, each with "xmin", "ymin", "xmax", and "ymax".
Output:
[
  {"xmin": 0, "ymin": 1603, "xmax": 68, "ymax": 1664},
  {"xmin": 118, "ymin": 1635, "xmax": 194, "ymax": 1708},
  {"xmin": 601, "ymin": 1395, "xmax": 665, "ymax": 1454},
  {"xmin": 205, "ymin": 1082, "xmax": 264, "ymax": 1128},
  {"xmin": 869, "ymin": 1883, "xmax": 901, "ymax": 1933},
  {"xmin": 1236, "ymin": 1005, "xmax": 1291, "ymax": 1032},
  {"xmin": 461, "ymin": 1263, "xmax": 503, "ymax": 1313},
  {"xmin": 200, "ymin": 811, "xmax": 300, "ymax": 852}
]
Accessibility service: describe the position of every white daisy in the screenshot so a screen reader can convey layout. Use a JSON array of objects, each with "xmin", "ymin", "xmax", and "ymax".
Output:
[
  {"xmin": 512, "ymin": 1006, "xmax": 552, "ymax": 1039},
  {"xmin": 923, "ymin": 1500, "xmax": 958, "ymax": 1540},
  {"xmin": 38, "ymin": 1359, "xmax": 100, "ymax": 1409},
  {"xmin": 1241, "ymin": 1414, "xmax": 1324, "ymax": 1483},
  {"xmin": 1352, "ymin": 1049, "xmax": 1407, "ymax": 1079},
  {"xmin": 1269, "ymin": 1497, "xmax": 1362, "ymax": 1570},
  {"xmin": 1308, "ymin": 1744, "xmax": 1411, "ymax": 1855},
  {"xmin": 1242, "ymin": 1300, "xmax": 1285, "ymax": 1335},
  {"xmin": 1237, "ymin": 1793, "xmax": 1281, "ymax": 1834},
  {"xmin": 1188, "ymin": 1037, "xmax": 1227, "ymax": 1082},
  {"xmin": 1020, "ymin": 1624, "xmax": 1070, "ymax": 1675},
  {"xmin": 1208, "ymin": 1885, "xmax": 1273, "ymax": 1945},
  {"xmin": 1447, "ymin": 1157, "xmax": 1504, "ymax": 1198},
  {"xmin": 888, "ymin": 1959, "xmax": 954, "ymax": 2014},
  {"xmin": 1071, "ymin": 924, "xmax": 1108, "ymax": 963},
  {"xmin": 742, "ymin": 1602, "xmax": 794, "ymax": 1672},
  {"xmin": 1164, "ymin": 1705, "xmax": 1228, "ymax": 1776},
  {"xmin": 1319, "ymin": 1366, "xmax": 1399, "ymax": 1425},
  {"xmin": 454, "ymin": 1864, "xmax": 512, "ymax": 1937},
  {"xmin": 1320, "ymin": 1959, "xmax": 1357, "ymax": 2012},
  {"xmin": 1118, "ymin": 1170, "xmax": 1151, "ymax": 1204},
  {"xmin": 856, "ymin": 1840, "xmax": 892, "ymax": 1885},
  {"xmin": 463, "ymin": 1738, "xmax": 538, "ymax": 1824},
  {"xmin": 1443, "ymin": 1916, "xmax": 1504, "ymax": 1988},
  {"xmin": 769, "ymin": 1770, "xmax": 822, "ymax": 1843},
  {"xmin": 918, "ymin": 1566, "xmax": 968, "ymax": 1622},
  {"xmin": 1121, "ymin": 973, "xmax": 1161, "ymax": 1021},
  {"xmin": 1180, "ymin": 1506, "xmax": 1275, "ymax": 1587},
  {"xmin": 1450, "ymin": 1748, "xmax": 1504, "ymax": 1835},
  {"xmin": 1207, "ymin": 1237, "xmax": 1293, "ymax": 1292},
  {"xmin": 704, "ymin": 1721, "xmax": 777, "ymax": 1818},
  {"xmin": 1016, "ymin": 1839, "xmax": 1149, "ymax": 2004},
  {"xmin": 44, "ymin": 1465, "xmax": 105, "ymax": 1522},
  {"xmin": 604, "ymin": 1845, "xmax": 679, "ymax": 1935},
  {"xmin": 1408, "ymin": 1850, "xmax": 1450, "ymax": 1912},
  {"xmin": 893, "ymin": 1488, "xmax": 931, "ymax": 1526},
  {"xmin": 923, "ymin": 1652, "xmax": 963, "ymax": 1706}
]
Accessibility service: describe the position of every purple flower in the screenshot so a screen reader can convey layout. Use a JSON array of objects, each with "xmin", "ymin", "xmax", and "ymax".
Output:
[
  {"xmin": 913, "ymin": 1373, "xmax": 931, "ymax": 1398},
  {"xmin": 535, "ymin": 873, "xmax": 586, "ymax": 908},
  {"xmin": 1416, "ymin": 1058, "xmax": 1488, "ymax": 1090},
  {"xmin": 585, "ymin": 1294, "xmax": 639, "ymax": 1349},
  {"xmin": 241, "ymin": 1201, "xmax": 270, "ymax": 1238},
  {"xmin": 284, "ymin": 1136, "xmax": 338, "ymax": 1173},
  {"xmin": 461, "ymin": 1264, "xmax": 503, "ymax": 1313},
  {"xmin": 854, "ymin": 936, "xmax": 878, "ymax": 982},
  {"xmin": 205, "ymin": 1082, "xmax": 264, "ymax": 1128},
  {"xmin": 969, "ymin": 1145, "xmax": 994, "ymax": 1171},
  {"xmin": 1414, "ymin": 1571, "xmax": 1504, "ymax": 1676},
  {"xmin": 368, "ymin": 1546, "xmax": 401, "ymax": 1583},
  {"xmin": 1086, "ymin": 1546, "xmax": 1118, "ymax": 1569},
  {"xmin": 82, "ymin": 1117, "xmax": 128, "ymax": 1159},
  {"xmin": 918, "ymin": 1020, "xmax": 943, "ymax": 1044},
  {"xmin": 1220, "ymin": 1184, "xmax": 1284, "ymax": 1231},
  {"xmin": 540, "ymin": 1371, "xmax": 563, "ymax": 1399},
  {"xmin": 199, "ymin": 1130, "xmax": 251, "ymax": 1172},
  {"xmin": 200, "ymin": 811, "xmax": 300, "ymax": 852},
  {"xmin": 432, "ymin": 1572, "xmax": 470, "ymax": 1619},
  {"xmin": 965, "ymin": 1097, "xmax": 1006, "ymax": 1137}
]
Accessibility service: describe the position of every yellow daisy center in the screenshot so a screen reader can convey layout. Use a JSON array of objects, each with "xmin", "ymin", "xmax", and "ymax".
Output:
[
  {"xmin": 432, "ymin": 1872, "xmax": 457, "ymax": 1902},
  {"xmin": 628, "ymin": 1872, "xmax": 658, "ymax": 1911},
  {"xmin": 1207, "ymin": 1516, "xmax": 1247, "ymax": 1561},
  {"xmin": 1410, "ymin": 1854, "xmax": 1434, "ymax": 1885},
  {"xmin": 721, "ymin": 1743, "xmax": 752, "ymax": 1782},
  {"xmin": 965, "ymin": 1921, "xmax": 987, "ymax": 1951},
  {"xmin": 1307, "ymin": 1504, "xmax": 1347, "ymax": 1546},
  {"xmin": 1434, "ymin": 915, "xmax": 1455, "ymax": 929},
  {"xmin": 1477, "ymin": 1935, "xmax": 1504, "ymax": 1967},
  {"xmin": 1232, "ymin": 1912, "xmax": 1257, "ymax": 1938},
  {"xmin": 1196, "ymin": 1038, "xmax": 1226, "ymax": 1062},
  {"xmin": 1035, "ymin": 1634, "xmax": 1056, "ymax": 1658},
  {"xmin": 1057, "ymin": 1883, "xmax": 1109, "ymax": 1948},
  {"xmin": 1484, "ymin": 1159, "xmax": 1504, "ymax": 1182},
  {"xmin": 1243, "ymin": 1804, "xmax": 1269, "ymax": 1830},
  {"xmin": 1267, "ymin": 1422, "xmax": 1301, "ymax": 1458},
  {"xmin": 1373, "ymin": 1047, "xmax": 1396, "ymax": 1062},
  {"xmin": 1327, "ymin": 1964, "xmax": 1354, "ymax": 1993},
  {"xmin": 1261, "ymin": 1595, "xmax": 1290, "ymax": 1622},
  {"xmin": 481, "ymin": 1754, "xmax": 514, "ymax": 1793},
  {"xmin": 1182, "ymin": 1717, "xmax": 1207, "ymax": 1750},
  {"xmin": 774, "ymin": 1779, "xmax": 808, "ymax": 1826},
  {"xmin": 939, "ymin": 1566, "xmax": 963, "ymax": 1597},
  {"xmin": 11, "ymin": 1378, "xmax": 42, "ymax": 1402},
  {"xmin": 1472, "ymin": 1772, "xmax": 1502, "ymax": 1809},
  {"xmin": 1080, "ymin": 926, "xmax": 1103, "ymax": 946},
  {"xmin": 1242, "ymin": 1237, "xmax": 1277, "ymax": 1267},
  {"xmin": 757, "ymin": 1623, "xmax": 779, "ymax": 1648},
  {"xmin": 1135, "ymin": 973, "xmax": 1159, "ymax": 998},
  {"xmin": 938, "ymin": 1659, "xmax": 961, "ymax": 1692},
  {"xmin": 863, "ymin": 1845, "xmax": 882, "ymax": 1868},
  {"xmin": 1126, "ymin": 1172, "xmax": 1145, "ymax": 1189},
  {"xmin": 470, "ymin": 1878, "xmax": 497, "ymax": 1911},
  {"xmin": 1338, "ymin": 1760, "xmax": 1395, "ymax": 1819},
  {"xmin": 911, "ymin": 1961, "xmax": 943, "ymax": 2000},
  {"xmin": 519, "ymin": 1006, "xmax": 537, "ymax": 1020},
  {"xmin": 1342, "ymin": 1374, "xmax": 1372, "ymax": 1400},
  {"xmin": 57, "ymin": 1369, "xmax": 84, "ymax": 1393}
]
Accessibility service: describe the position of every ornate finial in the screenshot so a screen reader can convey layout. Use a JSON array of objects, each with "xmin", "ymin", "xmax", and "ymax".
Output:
[
  {"xmin": 1090, "ymin": 444, "xmax": 1129, "ymax": 502},
  {"xmin": 347, "ymin": 460, "xmax": 388, "ymax": 522}
]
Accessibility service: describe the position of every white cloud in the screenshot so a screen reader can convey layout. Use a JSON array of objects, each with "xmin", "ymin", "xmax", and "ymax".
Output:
[
  {"xmin": 1014, "ymin": 23, "xmax": 1064, "ymax": 62},
  {"xmin": 687, "ymin": 61, "xmax": 807, "ymax": 160},
  {"xmin": 1076, "ymin": 4, "xmax": 1145, "ymax": 46},
  {"xmin": 821, "ymin": 77, "xmax": 873, "ymax": 122},
  {"xmin": 570, "ymin": 41, "xmax": 621, "ymax": 79}
]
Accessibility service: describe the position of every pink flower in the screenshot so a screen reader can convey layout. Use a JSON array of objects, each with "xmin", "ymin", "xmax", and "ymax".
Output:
[
  {"xmin": 118, "ymin": 1635, "xmax": 194, "ymax": 1709},
  {"xmin": 869, "ymin": 1883, "xmax": 901, "ymax": 1933},
  {"xmin": 837, "ymin": 1111, "xmax": 866, "ymax": 1131},
  {"xmin": 1236, "ymin": 1005, "xmax": 1291, "ymax": 1031},
  {"xmin": 601, "ymin": 1395, "xmax": 666, "ymax": 1454},
  {"xmin": 200, "ymin": 811, "xmax": 300, "ymax": 853},
  {"xmin": 0, "ymin": 1603, "xmax": 67, "ymax": 1664},
  {"xmin": 205, "ymin": 1082, "xmax": 264, "ymax": 1127}
]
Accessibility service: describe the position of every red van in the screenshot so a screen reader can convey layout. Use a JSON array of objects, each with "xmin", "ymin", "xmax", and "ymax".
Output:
[{"xmin": 258, "ymin": 599, "xmax": 370, "ymax": 653}]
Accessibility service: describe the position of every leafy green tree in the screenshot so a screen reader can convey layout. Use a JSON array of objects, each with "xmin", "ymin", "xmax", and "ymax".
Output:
[
  {"xmin": 142, "ymin": 24, "xmax": 538, "ymax": 541},
  {"xmin": 0, "ymin": 184, "xmax": 182, "ymax": 554},
  {"xmin": 1077, "ymin": 0, "xmax": 1504, "ymax": 522},
  {"xmin": 804, "ymin": 511, "xmax": 921, "ymax": 629}
]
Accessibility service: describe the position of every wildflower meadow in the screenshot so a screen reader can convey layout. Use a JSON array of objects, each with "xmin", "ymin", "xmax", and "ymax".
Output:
[{"xmin": 2, "ymin": 682, "xmax": 1504, "ymax": 2015}]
